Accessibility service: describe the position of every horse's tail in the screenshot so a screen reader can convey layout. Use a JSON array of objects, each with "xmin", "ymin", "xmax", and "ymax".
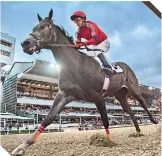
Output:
[{"xmin": 116, "ymin": 62, "xmax": 139, "ymax": 85}]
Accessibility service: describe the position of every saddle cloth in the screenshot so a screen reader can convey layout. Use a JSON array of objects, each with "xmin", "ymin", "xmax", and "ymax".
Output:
[
  {"xmin": 102, "ymin": 63, "xmax": 123, "ymax": 97},
  {"xmin": 109, "ymin": 62, "xmax": 123, "ymax": 73}
]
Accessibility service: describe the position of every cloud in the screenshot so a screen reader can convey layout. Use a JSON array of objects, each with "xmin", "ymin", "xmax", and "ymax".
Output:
[
  {"xmin": 11, "ymin": 2, "xmax": 26, "ymax": 11},
  {"xmin": 109, "ymin": 31, "xmax": 122, "ymax": 48},
  {"xmin": 131, "ymin": 25, "xmax": 153, "ymax": 40}
]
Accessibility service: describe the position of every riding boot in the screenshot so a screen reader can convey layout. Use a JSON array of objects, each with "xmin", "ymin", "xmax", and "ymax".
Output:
[{"xmin": 97, "ymin": 53, "xmax": 115, "ymax": 75}]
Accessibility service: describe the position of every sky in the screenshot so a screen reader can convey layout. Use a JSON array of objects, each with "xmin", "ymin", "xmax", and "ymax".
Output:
[{"xmin": 1, "ymin": 1, "xmax": 161, "ymax": 88}]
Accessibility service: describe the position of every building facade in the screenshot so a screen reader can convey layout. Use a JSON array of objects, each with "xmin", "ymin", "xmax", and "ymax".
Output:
[{"xmin": 0, "ymin": 32, "xmax": 16, "ymax": 67}]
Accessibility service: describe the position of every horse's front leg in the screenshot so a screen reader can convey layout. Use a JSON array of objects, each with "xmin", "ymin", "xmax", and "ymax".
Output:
[
  {"xmin": 11, "ymin": 92, "xmax": 75, "ymax": 156},
  {"xmin": 94, "ymin": 94, "xmax": 112, "ymax": 141}
]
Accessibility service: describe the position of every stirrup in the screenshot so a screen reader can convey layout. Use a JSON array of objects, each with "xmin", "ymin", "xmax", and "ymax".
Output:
[{"xmin": 102, "ymin": 67, "xmax": 116, "ymax": 76}]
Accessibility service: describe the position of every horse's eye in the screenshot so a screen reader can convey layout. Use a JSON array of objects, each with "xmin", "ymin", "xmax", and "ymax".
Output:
[{"xmin": 40, "ymin": 26, "xmax": 45, "ymax": 30}]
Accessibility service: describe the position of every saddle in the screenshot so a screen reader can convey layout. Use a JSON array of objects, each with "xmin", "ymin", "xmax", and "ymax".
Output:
[
  {"xmin": 78, "ymin": 51, "xmax": 123, "ymax": 74},
  {"xmin": 107, "ymin": 62, "xmax": 123, "ymax": 74}
]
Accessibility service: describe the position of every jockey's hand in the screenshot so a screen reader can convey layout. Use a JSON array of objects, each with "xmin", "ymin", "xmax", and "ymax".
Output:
[
  {"xmin": 75, "ymin": 40, "xmax": 81, "ymax": 44},
  {"xmin": 69, "ymin": 43, "xmax": 83, "ymax": 48}
]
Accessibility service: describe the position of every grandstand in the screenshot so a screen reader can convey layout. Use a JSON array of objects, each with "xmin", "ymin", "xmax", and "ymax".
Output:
[
  {"xmin": 0, "ymin": 113, "xmax": 35, "ymax": 130},
  {"xmin": 1, "ymin": 60, "xmax": 161, "ymax": 130}
]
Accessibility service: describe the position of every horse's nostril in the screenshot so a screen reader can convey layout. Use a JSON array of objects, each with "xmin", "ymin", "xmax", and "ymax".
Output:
[{"xmin": 22, "ymin": 41, "xmax": 30, "ymax": 47}]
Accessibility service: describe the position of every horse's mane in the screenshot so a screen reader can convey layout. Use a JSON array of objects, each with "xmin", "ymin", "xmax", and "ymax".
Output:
[
  {"xmin": 55, "ymin": 25, "xmax": 87, "ymax": 56},
  {"xmin": 56, "ymin": 25, "xmax": 75, "ymax": 44}
]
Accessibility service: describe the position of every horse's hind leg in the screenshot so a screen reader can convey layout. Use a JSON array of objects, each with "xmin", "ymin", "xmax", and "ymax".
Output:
[
  {"xmin": 115, "ymin": 88, "xmax": 141, "ymax": 133},
  {"xmin": 133, "ymin": 91, "xmax": 158, "ymax": 124},
  {"xmin": 12, "ymin": 92, "xmax": 75, "ymax": 155}
]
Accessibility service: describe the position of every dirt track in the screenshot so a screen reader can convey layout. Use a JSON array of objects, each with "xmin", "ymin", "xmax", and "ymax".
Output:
[{"xmin": 1, "ymin": 124, "xmax": 161, "ymax": 156}]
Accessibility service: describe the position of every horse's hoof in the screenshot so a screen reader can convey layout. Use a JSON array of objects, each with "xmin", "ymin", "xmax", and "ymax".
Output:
[
  {"xmin": 129, "ymin": 132, "xmax": 144, "ymax": 138},
  {"xmin": 153, "ymin": 120, "xmax": 158, "ymax": 124},
  {"xmin": 11, "ymin": 147, "xmax": 25, "ymax": 156}
]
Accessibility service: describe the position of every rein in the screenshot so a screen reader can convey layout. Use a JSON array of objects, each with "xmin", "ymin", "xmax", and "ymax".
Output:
[
  {"xmin": 47, "ymin": 43, "xmax": 105, "ymax": 53},
  {"xmin": 36, "ymin": 20, "xmax": 105, "ymax": 53}
]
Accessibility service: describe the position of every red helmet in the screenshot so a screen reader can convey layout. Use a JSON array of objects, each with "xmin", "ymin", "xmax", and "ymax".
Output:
[{"xmin": 70, "ymin": 11, "xmax": 86, "ymax": 21}]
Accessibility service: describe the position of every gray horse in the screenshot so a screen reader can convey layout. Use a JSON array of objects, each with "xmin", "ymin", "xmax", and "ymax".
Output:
[{"xmin": 12, "ymin": 9, "xmax": 157, "ymax": 155}]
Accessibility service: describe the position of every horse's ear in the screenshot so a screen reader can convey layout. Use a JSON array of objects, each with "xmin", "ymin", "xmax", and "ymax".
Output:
[
  {"xmin": 49, "ymin": 9, "xmax": 53, "ymax": 20},
  {"xmin": 37, "ymin": 13, "xmax": 42, "ymax": 22}
]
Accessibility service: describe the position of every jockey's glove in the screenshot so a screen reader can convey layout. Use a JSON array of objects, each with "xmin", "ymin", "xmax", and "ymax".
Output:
[{"xmin": 69, "ymin": 43, "xmax": 83, "ymax": 48}]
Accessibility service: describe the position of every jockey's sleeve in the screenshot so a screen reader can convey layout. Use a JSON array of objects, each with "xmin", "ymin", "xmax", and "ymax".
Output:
[
  {"xmin": 84, "ymin": 38, "xmax": 97, "ymax": 45},
  {"xmin": 84, "ymin": 22, "xmax": 99, "ymax": 45}
]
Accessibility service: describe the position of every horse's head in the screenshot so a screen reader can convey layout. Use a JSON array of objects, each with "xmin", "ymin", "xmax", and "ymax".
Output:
[{"xmin": 21, "ymin": 9, "xmax": 57, "ymax": 55}]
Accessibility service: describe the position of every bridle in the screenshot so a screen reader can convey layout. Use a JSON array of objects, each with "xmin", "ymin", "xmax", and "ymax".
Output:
[{"xmin": 35, "ymin": 19, "xmax": 57, "ymax": 51}]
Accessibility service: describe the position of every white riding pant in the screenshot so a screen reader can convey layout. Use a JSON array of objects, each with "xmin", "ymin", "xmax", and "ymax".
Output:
[{"xmin": 79, "ymin": 39, "xmax": 110, "ymax": 58}]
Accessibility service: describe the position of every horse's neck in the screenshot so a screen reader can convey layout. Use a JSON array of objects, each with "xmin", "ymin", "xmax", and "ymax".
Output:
[
  {"xmin": 56, "ymin": 27, "xmax": 70, "ymax": 45},
  {"xmin": 50, "ymin": 27, "xmax": 80, "ymax": 68}
]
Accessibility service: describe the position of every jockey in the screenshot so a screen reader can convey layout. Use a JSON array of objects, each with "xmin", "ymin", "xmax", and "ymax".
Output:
[{"xmin": 70, "ymin": 11, "xmax": 115, "ymax": 74}]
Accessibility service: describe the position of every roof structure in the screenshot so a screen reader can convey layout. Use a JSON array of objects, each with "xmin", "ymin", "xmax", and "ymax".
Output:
[{"xmin": 0, "ymin": 113, "xmax": 34, "ymax": 120}]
